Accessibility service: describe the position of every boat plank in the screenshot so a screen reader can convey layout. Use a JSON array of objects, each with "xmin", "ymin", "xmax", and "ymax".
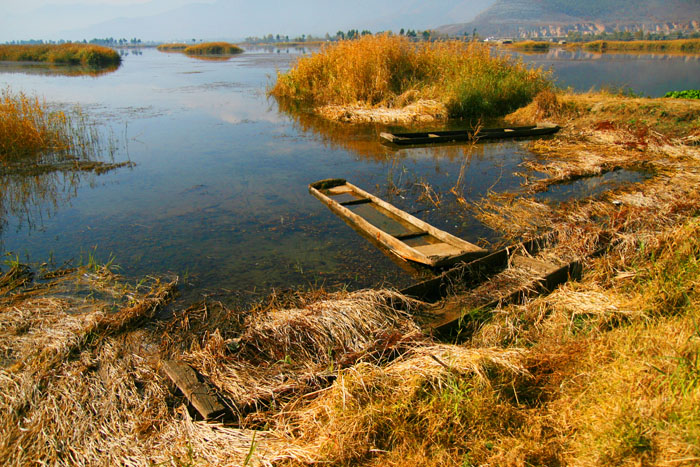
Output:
[{"xmin": 162, "ymin": 360, "xmax": 226, "ymax": 420}]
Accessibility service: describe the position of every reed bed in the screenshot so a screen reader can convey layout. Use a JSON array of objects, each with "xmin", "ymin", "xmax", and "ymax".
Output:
[
  {"xmin": 0, "ymin": 43, "xmax": 121, "ymax": 67},
  {"xmin": 156, "ymin": 43, "xmax": 189, "ymax": 52},
  {"xmin": 576, "ymin": 38, "xmax": 700, "ymax": 54},
  {"xmin": 505, "ymin": 40, "xmax": 551, "ymax": 52},
  {"xmin": 163, "ymin": 290, "xmax": 426, "ymax": 422},
  {"xmin": 184, "ymin": 42, "xmax": 244, "ymax": 56},
  {"xmin": 270, "ymin": 34, "xmax": 549, "ymax": 122}
]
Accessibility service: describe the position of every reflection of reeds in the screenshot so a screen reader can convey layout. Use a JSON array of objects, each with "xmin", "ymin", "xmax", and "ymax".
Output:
[
  {"xmin": 504, "ymin": 40, "xmax": 551, "ymax": 52},
  {"xmin": 270, "ymin": 34, "xmax": 549, "ymax": 120},
  {"xmin": 184, "ymin": 42, "xmax": 243, "ymax": 56},
  {"xmin": 574, "ymin": 38, "xmax": 700, "ymax": 54},
  {"xmin": 156, "ymin": 43, "xmax": 189, "ymax": 51},
  {"xmin": 0, "ymin": 43, "xmax": 121, "ymax": 67},
  {"xmin": 0, "ymin": 88, "xmax": 131, "ymax": 232}
]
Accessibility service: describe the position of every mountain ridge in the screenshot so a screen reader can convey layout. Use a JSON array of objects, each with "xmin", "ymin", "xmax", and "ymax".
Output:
[{"xmin": 438, "ymin": 0, "xmax": 700, "ymax": 38}]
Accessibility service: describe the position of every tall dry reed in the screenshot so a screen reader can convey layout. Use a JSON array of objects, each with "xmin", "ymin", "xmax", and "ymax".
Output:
[
  {"xmin": 270, "ymin": 34, "xmax": 549, "ymax": 119},
  {"xmin": 0, "ymin": 43, "xmax": 121, "ymax": 67}
]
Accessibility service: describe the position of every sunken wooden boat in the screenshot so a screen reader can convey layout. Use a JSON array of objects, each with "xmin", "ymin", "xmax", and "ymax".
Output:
[
  {"xmin": 309, "ymin": 179, "xmax": 488, "ymax": 268},
  {"xmin": 379, "ymin": 123, "xmax": 560, "ymax": 146}
]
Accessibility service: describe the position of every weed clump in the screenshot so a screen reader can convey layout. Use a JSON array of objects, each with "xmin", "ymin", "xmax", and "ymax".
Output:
[
  {"xmin": 184, "ymin": 42, "xmax": 243, "ymax": 56},
  {"xmin": 156, "ymin": 43, "xmax": 189, "ymax": 52},
  {"xmin": 0, "ymin": 88, "xmax": 76, "ymax": 160},
  {"xmin": 576, "ymin": 38, "xmax": 700, "ymax": 54},
  {"xmin": 0, "ymin": 43, "xmax": 121, "ymax": 67},
  {"xmin": 270, "ymin": 34, "xmax": 549, "ymax": 121}
]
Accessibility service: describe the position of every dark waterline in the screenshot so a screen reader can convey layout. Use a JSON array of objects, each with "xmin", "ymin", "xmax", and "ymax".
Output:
[{"xmin": 0, "ymin": 47, "xmax": 696, "ymax": 305}]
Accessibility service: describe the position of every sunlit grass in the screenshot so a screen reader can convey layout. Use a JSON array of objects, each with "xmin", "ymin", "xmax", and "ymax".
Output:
[
  {"xmin": 156, "ymin": 43, "xmax": 189, "ymax": 52},
  {"xmin": 184, "ymin": 42, "xmax": 243, "ymax": 56},
  {"xmin": 0, "ymin": 89, "xmax": 73, "ymax": 160},
  {"xmin": 505, "ymin": 40, "xmax": 551, "ymax": 52},
  {"xmin": 0, "ymin": 88, "xmax": 110, "ymax": 164},
  {"xmin": 270, "ymin": 34, "xmax": 549, "ymax": 119},
  {"xmin": 0, "ymin": 43, "xmax": 121, "ymax": 67}
]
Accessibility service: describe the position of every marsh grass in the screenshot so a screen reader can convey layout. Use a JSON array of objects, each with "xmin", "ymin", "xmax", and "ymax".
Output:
[
  {"xmin": 270, "ymin": 34, "xmax": 549, "ymax": 121},
  {"xmin": 0, "ymin": 88, "xmax": 74, "ymax": 160},
  {"xmin": 0, "ymin": 43, "xmax": 121, "ymax": 67},
  {"xmin": 575, "ymin": 38, "xmax": 700, "ymax": 54},
  {"xmin": 0, "ymin": 88, "xmax": 131, "ymax": 231},
  {"xmin": 505, "ymin": 40, "xmax": 551, "ymax": 52},
  {"xmin": 157, "ymin": 43, "xmax": 189, "ymax": 52},
  {"xmin": 184, "ymin": 42, "xmax": 244, "ymax": 56}
]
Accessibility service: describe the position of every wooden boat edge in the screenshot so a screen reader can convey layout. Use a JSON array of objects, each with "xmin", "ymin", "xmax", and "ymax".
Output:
[{"xmin": 309, "ymin": 180, "xmax": 487, "ymax": 267}]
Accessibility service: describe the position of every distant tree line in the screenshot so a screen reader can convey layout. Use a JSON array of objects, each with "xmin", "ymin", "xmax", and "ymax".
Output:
[
  {"xmin": 3, "ymin": 38, "xmax": 144, "ymax": 46},
  {"xmin": 565, "ymin": 29, "xmax": 700, "ymax": 42},
  {"xmin": 244, "ymin": 28, "xmax": 448, "ymax": 44}
]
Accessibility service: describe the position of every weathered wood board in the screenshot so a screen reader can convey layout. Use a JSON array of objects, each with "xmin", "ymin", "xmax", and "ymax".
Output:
[{"xmin": 162, "ymin": 360, "xmax": 226, "ymax": 420}]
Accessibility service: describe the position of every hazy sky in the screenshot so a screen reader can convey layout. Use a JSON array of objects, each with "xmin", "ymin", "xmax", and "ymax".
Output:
[
  {"xmin": 3, "ymin": 0, "xmax": 209, "ymax": 14},
  {"xmin": 0, "ymin": 0, "xmax": 497, "ymax": 42}
]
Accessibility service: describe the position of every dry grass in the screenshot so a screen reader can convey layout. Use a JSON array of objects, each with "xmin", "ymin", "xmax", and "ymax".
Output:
[
  {"xmin": 2, "ymin": 89, "xmax": 699, "ymax": 466},
  {"xmin": 184, "ymin": 42, "xmax": 244, "ymax": 56},
  {"xmin": 504, "ymin": 41, "xmax": 552, "ymax": 52},
  {"xmin": 573, "ymin": 38, "xmax": 700, "ymax": 54},
  {"xmin": 156, "ymin": 43, "xmax": 189, "ymax": 52},
  {"xmin": 270, "ymin": 34, "xmax": 549, "ymax": 122},
  {"xmin": 0, "ymin": 43, "xmax": 121, "ymax": 67}
]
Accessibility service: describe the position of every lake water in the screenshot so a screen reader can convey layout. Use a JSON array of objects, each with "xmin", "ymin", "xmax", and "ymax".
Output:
[{"xmin": 1, "ymin": 47, "xmax": 697, "ymax": 304}]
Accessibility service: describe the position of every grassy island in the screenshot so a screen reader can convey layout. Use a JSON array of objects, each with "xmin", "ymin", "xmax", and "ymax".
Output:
[
  {"xmin": 0, "ymin": 43, "xmax": 121, "ymax": 67},
  {"xmin": 573, "ymin": 38, "xmax": 700, "ymax": 54},
  {"xmin": 157, "ymin": 42, "xmax": 244, "ymax": 58},
  {"xmin": 270, "ymin": 34, "xmax": 549, "ymax": 123},
  {"xmin": 183, "ymin": 42, "xmax": 243, "ymax": 55},
  {"xmin": 503, "ymin": 40, "xmax": 552, "ymax": 52},
  {"xmin": 156, "ymin": 43, "xmax": 189, "ymax": 52}
]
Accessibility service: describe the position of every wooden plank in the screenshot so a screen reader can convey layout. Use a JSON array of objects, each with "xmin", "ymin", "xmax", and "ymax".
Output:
[
  {"xmin": 414, "ymin": 242, "xmax": 465, "ymax": 258},
  {"xmin": 400, "ymin": 233, "xmax": 557, "ymax": 302},
  {"xmin": 162, "ymin": 360, "xmax": 226, "ymax": 420},
  {"xmin": 340, "ymin": 198, "xmax": 371, "ymax": 206},
  {"xmin": 394, "ymin": 231, "xmax": 428, "ymax": 241},
  {"xmin": 510, "ymin": 255, "xmax": 559, "ymax": 275},
  {"xmin": 431, "ymin": 259, "xmax": 583, "ymax": 336}
]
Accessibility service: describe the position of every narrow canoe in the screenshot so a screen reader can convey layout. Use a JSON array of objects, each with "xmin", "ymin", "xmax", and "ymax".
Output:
[
  {"xmin": 379, "ymin": 123, "xmax": 560, "ymax": 146},
  {"xmin": 309, "ymin": 179, "xmax": 488, "ymax": 268}
]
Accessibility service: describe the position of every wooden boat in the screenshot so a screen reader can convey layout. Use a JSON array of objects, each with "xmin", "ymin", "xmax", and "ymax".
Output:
[
  {"xmin": 309, "ymin": 179, "xmax": 488, "ymax": 268},
  {"xmin": 379, "ymin": 123, "xmax": 560, "ymax": 146}
]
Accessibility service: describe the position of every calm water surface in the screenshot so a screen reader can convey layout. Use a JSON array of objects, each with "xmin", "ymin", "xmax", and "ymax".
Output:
[{"xmin": 0, "ymin": 47, "xmax": 696, "ymax": 303}]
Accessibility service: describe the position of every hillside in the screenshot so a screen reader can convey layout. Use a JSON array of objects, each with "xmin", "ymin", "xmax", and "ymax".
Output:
[{"xmin": 439, "ymin": 0, "xmax": 700, "ymax": 38}]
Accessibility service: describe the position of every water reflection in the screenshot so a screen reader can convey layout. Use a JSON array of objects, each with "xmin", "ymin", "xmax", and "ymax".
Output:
[
  {"xmin": 0, "ymin": 62, "xmax": 120, "ymax": 77},
  {"xmin": 506, "ymin": 47, "xmax": 700, "ymax": 96}
]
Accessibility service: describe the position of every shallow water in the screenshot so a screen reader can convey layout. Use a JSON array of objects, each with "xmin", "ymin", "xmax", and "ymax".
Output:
[{"xmin": 0, "ymin": 47, "xmax": 697, "ymax": 304}]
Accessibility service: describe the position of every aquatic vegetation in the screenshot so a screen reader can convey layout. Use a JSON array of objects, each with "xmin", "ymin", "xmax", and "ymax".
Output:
[
  {"xmin": 665, "ymin": 89, "xmax": 700, "ymax": 99},
  {"xmin": 1, "ymin": 88, "xmax": 95, "ymax": 161},
  {"xmin": 505, "ymin": 40, "xmax": 551, "ymax": 51},
  {"xmin": 0, "ymin": 88, "xmax": 131, "ymax": 232},
  {"xmin": 184, "ymin": 42, "xmax": 244, "ymax": 56},
  {"xmin": 577, "ymin": 38, "xmax": 700, "ymax": 54},
  {"xmin": 0, "ymin": 43, "xmax": 121, "ymax": 67},
  {"xmin": 156, "ymin": 43, "xmax": 189, "ymax": 52},
  {"xmin": 270, "ymin": 34, "xmax": 550, "ymax": 121}
]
